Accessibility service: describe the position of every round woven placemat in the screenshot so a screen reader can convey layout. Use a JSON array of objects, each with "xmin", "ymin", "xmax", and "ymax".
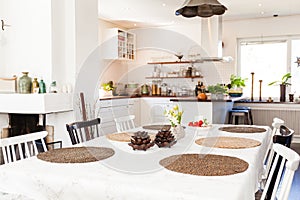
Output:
[
  {"xmin": 37, "ymin": 147, "xmax": 115, "ymax": 163},
  {"xmin": 142, "ymin": 124, "xmax": 171, "ymax": 130},
  {"xmin": 106, "ymin": 132, "xmax": 155, "ymax": 142},
  {"xmin": 219, "ymin": 126, "xmax": 266, "ymax": 133},
  {"xmin": 195, "ymin": 136, "xmax": 261, "ymax": 149},
  {"xmin": 160, "ymin": 154, "xmax": 248, "ymax": 176}
]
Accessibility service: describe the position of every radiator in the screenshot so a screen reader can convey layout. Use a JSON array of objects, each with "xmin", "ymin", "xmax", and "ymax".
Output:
[{"xmin": 234, "ymin": 103, "xmax": 300, "ymax": 142}]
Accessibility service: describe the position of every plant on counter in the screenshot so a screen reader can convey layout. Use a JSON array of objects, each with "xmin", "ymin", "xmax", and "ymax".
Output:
[
  {"xmin": 101, "ymin": 81, "xmax": 114, "ymax": 91},
  {"xmin": 268, "ymin": 72, "xmax": 292, "ymax": 102},
  {"xmin": 268, "ymin": 72, "xmax": 292, "ymax": 86},
  {"xmin": 207, "ymin": 84, "xmax": 226, "ymax": 94},
  {"xmin": 228, "ymin": 74, "xmax": 247, "ymax": 88},
  {"xmin": 164, "ymin": 104, "xmax": 183, "ymax": 127},
  {"xmin": 227, "ymin": 75, "xmax": 247, "ymax": 97}
]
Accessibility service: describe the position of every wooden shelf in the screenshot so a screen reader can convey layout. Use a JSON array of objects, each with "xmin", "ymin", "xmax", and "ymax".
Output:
[
  {"xmin": 145, "ymin": 75, "xmax": 203, "ymax": 79},
  {"xmin": 147, "ymin": 58, "xmax": 222, "ymax": 65},
  {"xmin": 148, "ymin": 61, "xmax": 192, "ymax": 65}
]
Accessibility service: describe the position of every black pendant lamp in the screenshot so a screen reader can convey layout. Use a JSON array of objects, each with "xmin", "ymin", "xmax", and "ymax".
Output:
[{"xmin": 175, "ymin": 0, "xmax": 227, "ymax": 18}]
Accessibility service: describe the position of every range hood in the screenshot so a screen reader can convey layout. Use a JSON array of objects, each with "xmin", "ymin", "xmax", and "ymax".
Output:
[{"xmin": 175, "ymin": 0, "xmax": 231, "ymax": 62}]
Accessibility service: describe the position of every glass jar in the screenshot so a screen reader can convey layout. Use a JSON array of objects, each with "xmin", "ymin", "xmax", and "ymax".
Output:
[{"xmin": 19, "ymin": 72, "xmax": 32, "ymax": 94}]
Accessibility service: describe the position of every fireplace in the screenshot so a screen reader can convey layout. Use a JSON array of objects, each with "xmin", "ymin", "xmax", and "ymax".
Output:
[{"xmin": 4, "ymin": 114, "xmax": 55, "ymax": 150}]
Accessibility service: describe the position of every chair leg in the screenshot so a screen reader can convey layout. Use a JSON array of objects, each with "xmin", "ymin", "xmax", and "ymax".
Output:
[
  {"xmin": 234, "ymin": 116, "xmax": 239, "ymax": 125},
  {"xmin": 228, "ymin": 112, "xmax": 233, "ymax": 124}
]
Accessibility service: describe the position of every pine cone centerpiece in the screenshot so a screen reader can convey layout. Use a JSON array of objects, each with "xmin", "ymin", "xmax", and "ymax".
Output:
[
  {"xmin": 154, "ymin": 129, "xmax": 177, "ymax": 148},
  {"xmin": 128, "ymin": 131, "xmax": 155, "ymax": 151}
]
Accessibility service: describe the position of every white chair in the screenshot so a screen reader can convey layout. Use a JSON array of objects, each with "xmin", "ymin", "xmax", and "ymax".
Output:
[
  {"xmin": 0, "ymin": 131, "xmax": 48, "ymax": 164},
  {"xmin": 114, "ymin": 115, "xmax": 135, "ymax": 132},
  {"xmin": 260, "ymin": 118, "xmax": 285, "ymax": 189},
  {"xmin": 0, "ymin": 131, "xmax": 48, "ymax": 199},
  {"xmin": 260, "ymin": 143, "xmax": 300, "ymax": 200}
]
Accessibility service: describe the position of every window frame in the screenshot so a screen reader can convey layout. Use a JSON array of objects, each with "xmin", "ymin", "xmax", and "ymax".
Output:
[{"xmin": 237, "ymin": 35, "xmax": 300, "ymax": 97}]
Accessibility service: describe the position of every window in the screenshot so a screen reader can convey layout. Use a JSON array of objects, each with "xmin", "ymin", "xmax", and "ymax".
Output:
[{"xmin": 238, "ymin": 36, "xmax": 300, "ymax": 100}]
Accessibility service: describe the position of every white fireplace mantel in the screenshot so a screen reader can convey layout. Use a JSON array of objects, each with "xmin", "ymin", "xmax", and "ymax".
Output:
[{"xmin": 0, "ymin": 93, "xmax": 73, "ymax": 114}]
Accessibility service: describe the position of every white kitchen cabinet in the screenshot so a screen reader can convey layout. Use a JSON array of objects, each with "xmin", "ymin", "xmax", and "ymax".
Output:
[
  {"xmin": 140, "ymin": 98, "xmax": 174, "ymax": 125},
  {"xmin": 97, "ymin": 98, "xmax": 140, "ymax": 134},
  {"xmin": 103, "ymin": 28, "xmax": 135, "ymax": 60}
]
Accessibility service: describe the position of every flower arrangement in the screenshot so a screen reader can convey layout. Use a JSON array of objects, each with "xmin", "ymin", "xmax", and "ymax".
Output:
[
  {"xmin": 164, "ymin": 104, "xmax": 183, "ymax": 127},
  {"xmin": 101, "ymin": 81, "xmax": 114, "ymax": 91}
]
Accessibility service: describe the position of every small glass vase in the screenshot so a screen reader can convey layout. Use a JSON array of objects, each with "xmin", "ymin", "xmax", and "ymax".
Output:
[{"xmin": 171, "ymin": 125, "xmax": 185, "ymax": 140}]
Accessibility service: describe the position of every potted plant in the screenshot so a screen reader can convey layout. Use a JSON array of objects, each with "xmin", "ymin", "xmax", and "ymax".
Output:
[
  {"xmin": 99, "ymin": 81, "xmax": 114, "ymax": 97},
  {"xmin": 207, "ymin": 84, "xmax": 226, "ymax": 100},
  {"xmin": 227, "ymin": 74, "xmax": 247, "ymax": 97},
  {"xmin": 268, "ymin": 72, "xmax": 292, "ymax": 102}
]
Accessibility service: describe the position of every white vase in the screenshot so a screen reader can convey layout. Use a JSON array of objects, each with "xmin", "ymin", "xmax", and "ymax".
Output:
[{"xmin": 171, "ymin": 125, "xmax": 185, "ymax": 140}]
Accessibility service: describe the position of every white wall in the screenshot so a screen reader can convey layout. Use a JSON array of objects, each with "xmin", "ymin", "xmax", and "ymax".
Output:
[{"xmin": 0, "ymin": 0, "xmax": 52, "ymax": 84}]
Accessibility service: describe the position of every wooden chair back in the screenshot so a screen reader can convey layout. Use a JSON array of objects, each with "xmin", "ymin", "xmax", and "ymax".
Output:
[
  {"xmin": 261, "ymin": 143, "xmax": 300, "ymax": 200},
  {"xmin": 114, "ymin": 115, "xmax": 135, "ymax": 133},
  {"xmin": 66, "ymin": 118, "xmax": 101, "ymax": 145},
  {"xmin": 0, "ymin": 131, "xmax": 48, "ymax": 164}
]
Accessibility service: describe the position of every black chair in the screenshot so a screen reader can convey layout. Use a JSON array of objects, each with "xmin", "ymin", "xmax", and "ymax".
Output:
[{"xmin": 66, "ymin": 118, "xmax": 101, "ymax": 145}]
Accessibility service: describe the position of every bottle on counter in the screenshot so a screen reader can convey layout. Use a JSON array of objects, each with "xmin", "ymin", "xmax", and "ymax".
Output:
[
  {"xmin": 32, "ymin": 78, "xmax": 39, "ymax": 93},
  {"xmin": 39, "ymin": 78, "xmax": 46, "ymax": 93},
  {"xmin": 195, "ymin": 81, "xmax": 203, "ymax": 96}
]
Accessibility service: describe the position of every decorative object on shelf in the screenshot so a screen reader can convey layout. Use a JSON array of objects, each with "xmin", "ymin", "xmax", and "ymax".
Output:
[
  {"xmin": 128, "ymin": 131, "xmax": 154, "ymax": 151},
  {"xmin": 154, "ymin": 129, "xmax": 176, "ymax": 148},
  {"xmin": 49, "ymin": 81, "xmax": 58, "ymax": 93},
  {"xmin": 175, "ymin": 52, "xmax": 183, "ymax": 62},
  {"xmin": 259, "ymin": 80, "xmax": 262, "ymax": 101},
  {"xmin": 141, "ymin": 84, "xmax": 150, "ymax": 95},
  {"xmin": 39, "ymin": 78, "xmax": 46, "ymax": 93},
  {"xmin": 251, "ymin": 72, "xmax": 254, "ymax": 101},
  {"xmin": 268, "ymin": 72, "xmax": 292, "ymax": 102},
  {"xmin": 289, "ymin": 94, "xmax": 294, "ymax": 102},
  {"xmin": 164, "ymin": 104, "xmax": 185, "ymax": 139},
  {"xmin": 207, "ymin": 84, "xmax": 226, "ymax": 100},
  {"xmin": 294, "ymin": 57, "xmax": 300, "ymax": 67},
  {"xmin": 18, "ymin": 72, "xmax": 32, "ymax": 94},
  {"xmin": 32, "ymin": 78, "xmax": 39, "ymax": 93},
  {"xmin": 227, "ymin": 74, "xmax": 247, "ymax": 97}
]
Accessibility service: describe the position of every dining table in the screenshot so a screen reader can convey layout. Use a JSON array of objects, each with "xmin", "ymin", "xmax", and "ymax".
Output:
[{"xmin": 0, "ymin": 124, "xmax": 272, "ymax": 200}]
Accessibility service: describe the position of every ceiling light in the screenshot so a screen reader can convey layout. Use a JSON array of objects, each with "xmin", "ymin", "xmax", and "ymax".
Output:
[
  {"xmin": 134, "ymin": 23, "xmax": 137, "ymax": 26},
  {"xmin": 162, "ymin": 3, "xmax": 166, "ymax": 7},
  {"xmin": 261, "ymin": 11, "xmax": 265, "ymax": 15},
  {"xmin": 258, "ymin": 3, "xmax": 262, "ymax": 7},
  {"xmin": 175, "ymin": 0, "xmax": 227, "ymax": 18}
]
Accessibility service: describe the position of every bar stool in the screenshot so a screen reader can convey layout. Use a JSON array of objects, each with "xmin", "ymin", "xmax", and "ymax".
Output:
[
  {"xmin": 232, "ymin": 106, "xmax": 253, "ymax": 125},
  {"xmin": 228, "ymin": 106, "xmax": 253, "ymax": 125}
]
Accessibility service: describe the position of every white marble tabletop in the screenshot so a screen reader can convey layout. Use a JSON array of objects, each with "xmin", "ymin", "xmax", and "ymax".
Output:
[{"xmin": 0, "ymin": 124, "xmax": 271, "ymax": 200}]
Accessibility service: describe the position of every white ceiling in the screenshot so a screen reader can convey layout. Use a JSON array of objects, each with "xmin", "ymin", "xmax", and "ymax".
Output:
[{"xmin": 98, "ymin": 0, "xmax": 300, "ymax": 28}]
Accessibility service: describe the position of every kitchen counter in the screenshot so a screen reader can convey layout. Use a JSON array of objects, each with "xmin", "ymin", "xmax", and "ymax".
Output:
[{"xmin": 170, "ymin": 96, "xmax": 244, "ymax": 102}]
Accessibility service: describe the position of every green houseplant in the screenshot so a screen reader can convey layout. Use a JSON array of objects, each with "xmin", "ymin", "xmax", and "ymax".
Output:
[
  {"xmin": 268, "ymin": 72, "xmax": 292, "ymax": 102},
  {"xmin": 228, "ymin": 74, "xmax": 247, "ymax": 97},
  {"xmin": 207, "ymin": 84, "xmax": 226, "ymax": 100}
]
